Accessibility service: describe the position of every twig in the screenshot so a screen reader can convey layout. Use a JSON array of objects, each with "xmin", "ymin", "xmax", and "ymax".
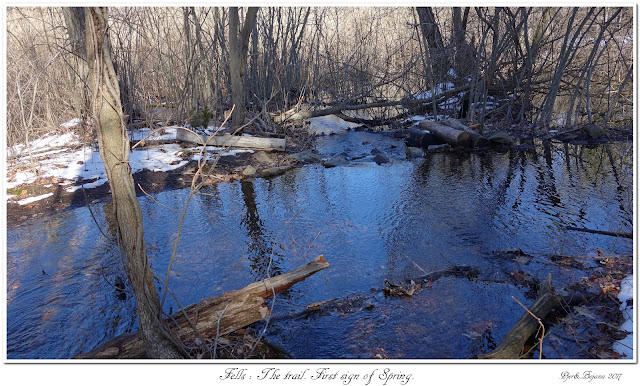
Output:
[
  {"xmin": 213, "ymin": 304, "xmax": 229, "ymax": 359},
  {"xmin": 566, "ymin": 226, "xmax": 632, "ymax": 239},
  {"xmin": 137, "ymin": 183, "xmax": 181, "ymax": 213},
  {"xmin": 512, "ymin": 296, "xmax": 545, "ymax": 359}
]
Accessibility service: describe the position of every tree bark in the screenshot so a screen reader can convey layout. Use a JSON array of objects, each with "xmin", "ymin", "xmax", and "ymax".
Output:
[
  {"xmin": 478, "ymin": 274, "xmax": 560, "ymax": 359},
  {"xmin": 418, "ymin": 120, "xmax": 472, "ymax": 147},
  {"xmin": 84, "ymin": 7, "xmax": 181, "ymax": 359},
  {"xmin": 176, "ymin": 129, "xmax": 286, "ymax": 151},
  {"xmin": 229, "ymin": 7, "xmax": 259, "ymax": 128},
  {"xmin": 416, "ymin": 7, "xmax": 444, "ymax": 54},
  {"xmin": 443, "ymin": 118, "xmax": 489, "ymax": 147},
  {"xmin": 407, "ymin": 128, "xmax": 446, "ymax": 148},
  {"xmin": 74, "ymin": 255, "xmax": 330, "ymax": 359}
]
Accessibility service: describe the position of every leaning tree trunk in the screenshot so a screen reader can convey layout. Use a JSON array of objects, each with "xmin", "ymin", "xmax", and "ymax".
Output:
[{"xmin": 84, "ymin": 7, "xmax": 181, "ymax": 358}]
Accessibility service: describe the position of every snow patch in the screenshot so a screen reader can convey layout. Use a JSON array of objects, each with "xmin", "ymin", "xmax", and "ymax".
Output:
[
  {"xmin": 65, "ymin": 178, "xmax": 109, "ymax": 192},
  {"xmin": 306, "ymin": 115, "xmax": 360, "ymax": 135},
  {"xmin": 613, "ymin": 275, "xmax": 634, "ymax": 359},
  {"xmin": 6, "ymin": 128, "xmax": 259, "ymax": 201},
  {"xmin": 8, "ymin": 132, "xmax": 81, "ymax": 157},
  {"xmin": 414, "ymin": 82, "xmax": 455, "ymax": 100},
  {"xmin": 129, "ymin": 127, "xmax": 178, "ymax": 141},
  {"xmin": 17, "ymin": 193, "xmax": 53, "ymax": 205},
  {"xmin": 60, "ymin": 118, "xmax": 82, "ymax": 129}
]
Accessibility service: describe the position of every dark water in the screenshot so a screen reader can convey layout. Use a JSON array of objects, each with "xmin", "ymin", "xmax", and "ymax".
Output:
[{"xmin": 6, "ymin": 131, "xmax": 633, "ymax": 359}]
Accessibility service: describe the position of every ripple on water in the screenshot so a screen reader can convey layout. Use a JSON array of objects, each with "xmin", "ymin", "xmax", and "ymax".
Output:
[{"xmin": 6, "ymin": 134, "xmax": 632, "ymax": 358}]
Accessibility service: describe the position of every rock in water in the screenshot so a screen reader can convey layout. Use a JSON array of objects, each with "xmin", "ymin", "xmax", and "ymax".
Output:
[
  {"xmin": 405, "ymin": 147, "xmax": 424, "ymax": 159},
  {"xmin": 487, "ymin": 131, "xmax": 513, "ymax": 146},
  {"xmin": 373, "ymin": 153, "xmax": 390, "ymax": 164},
  {"xmin": 258, "ymin": 166, "xmax": 292, "ymax": 178},
  {"xmin": 286, "ymin": 150, "xmax": 322, "ymax": 164},
  {"xmin": 242, "ymin": 165, "xmax": 257, "ymax": 177},
  {"xmin": 322, "ymin": 156, "xmax": 348, "ymax": 168},
  {"xmin": 253, "ymin": 151, "xmax": 274, "ymax": 165}
]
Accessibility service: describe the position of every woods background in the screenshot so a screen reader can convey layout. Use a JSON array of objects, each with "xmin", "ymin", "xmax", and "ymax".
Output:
[{"xmin": 6, "ymin": 7, "xmax": 633, "ymax": 149}]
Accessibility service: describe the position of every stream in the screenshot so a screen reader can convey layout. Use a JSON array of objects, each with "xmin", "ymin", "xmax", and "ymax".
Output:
[{"xmin": 6, "ymin": 131, "xmax": 633, "ymax": 359}]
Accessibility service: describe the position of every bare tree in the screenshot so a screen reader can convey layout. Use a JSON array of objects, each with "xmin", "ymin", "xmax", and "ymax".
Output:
[
  {"xmin": 228, "ymin": 7, "xmax": 258, "ymax": 128},
  {"xmin": 81, "ymin": 6, "xmax": 182, "ymax": 358}
]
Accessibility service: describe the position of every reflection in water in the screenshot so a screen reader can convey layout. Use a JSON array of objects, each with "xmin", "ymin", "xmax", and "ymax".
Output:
[
  {"xmin": 240, "ymin": 179, "xmax": 283, "ymax": 279},
  {"xmin": 6, "ymin": 132, "xmax": 633, "ymax": 359}
]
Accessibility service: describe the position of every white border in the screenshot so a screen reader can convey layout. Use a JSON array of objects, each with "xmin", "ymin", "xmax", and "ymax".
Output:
[{"xmin": 1, "ymin": 2, "xmax": 638, "ymax": 385}]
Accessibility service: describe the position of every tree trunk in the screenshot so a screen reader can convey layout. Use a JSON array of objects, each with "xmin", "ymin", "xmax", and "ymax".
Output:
[
  {"xmin": 407, "ymin": 128, "xmax": 446, "ymax": 148},
  {"xmin": 84, "ymin": 7, "xmax": 181, "ymax": 359},
  {"xmin": 415, "ymin": 7, "xmax": 444, "ymax": 54},
  {"xmin": 229, "ymin": 7, "xmax": 259, "ymax": 128},
  {"xmin": 418, "ymin": 120, "xmax": 472, "ymax": 147},
  {"xmin": 443, "ymin": 118, "xmax": 489, "ymax": 147}
]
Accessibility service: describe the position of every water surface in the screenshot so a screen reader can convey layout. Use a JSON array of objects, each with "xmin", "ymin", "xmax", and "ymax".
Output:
[{"xmin": 7, "ymin": 132, "xmax": 633, "ymax": 359}]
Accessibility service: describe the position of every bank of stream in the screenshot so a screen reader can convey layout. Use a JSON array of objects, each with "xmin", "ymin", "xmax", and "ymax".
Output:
[{"xmin": 6, "ymin": 129, "xmax": 633, "ymax": 359}]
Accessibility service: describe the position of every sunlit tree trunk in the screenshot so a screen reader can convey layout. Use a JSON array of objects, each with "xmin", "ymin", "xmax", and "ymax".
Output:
[{"xmin": 83, "ymin": 7, "xmax": 181, "ymax": 358}]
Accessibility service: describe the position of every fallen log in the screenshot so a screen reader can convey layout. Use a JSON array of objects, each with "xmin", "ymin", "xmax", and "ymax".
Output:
[
  {"xmin": 566, "ymin": 226, "xmax": 633, "ymax": 239},
  {"xmin": 478, "ymin": 274, "xmax": 561, "ymax": 359},
  {"xmin": 74, "ymin": 255, "xmax": 329, "ymax": 359},
  {"xmin": 383, "ymin": 265, "xmax": 479, "ymax": 296},
  {"xmin": 443, "ymin": 118, "xmax": 489, "ymax": 148},
  {"xmin": 270, "ymin": 84, "xmax": 473, "ymax": 124},
  {"xmin": 407, "ymin": 128, "xmax": 446, "ymax": 148},
  {"xmin": 418, "ymin": 120, "xmax": 472, "ymax": 147},
  {"xmin": 176, "ymin": 130, "xmax": 286, "ymax": 151}
]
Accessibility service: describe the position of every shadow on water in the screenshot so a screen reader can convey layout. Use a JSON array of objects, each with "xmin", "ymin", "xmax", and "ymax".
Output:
[{"xmin": 6, "ymin": 132, "xmax": 633, "ymax": 359}]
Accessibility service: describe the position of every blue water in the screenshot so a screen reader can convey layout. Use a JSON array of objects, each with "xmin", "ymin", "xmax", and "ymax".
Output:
[{"xmin": 6, "ymin": 132, "xmax": 633, "ymax": 359}]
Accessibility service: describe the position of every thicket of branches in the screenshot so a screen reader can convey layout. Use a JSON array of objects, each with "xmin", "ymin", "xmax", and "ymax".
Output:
[{"xmin": 6, "ymin": 7, "xmax": 633, "ymax": 149}]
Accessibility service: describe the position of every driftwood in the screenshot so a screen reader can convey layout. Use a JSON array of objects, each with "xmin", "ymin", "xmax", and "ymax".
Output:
[
  {"xmin": 418, "ymin": 120, "xmax": 472, "ymax": 147},
  {"xmin": 566, "ymin": 226, "xmax": 633, "ymax": 239},
  {"xmin": 74, "ymin": 255, "xmax": 329, "ymax": 359},
  {"xmin": 478, "ymin": 274, "xmax": 561, "ymax": 359},
  {"xmin": 176, "ymin": 130, "xmax": 286, "ymax": 151},
  {"xmin": 407, "ymin": 128, "xmax": 446, "ymax": 148},
  {"xmin": 383, "ymin": 265, "xmax": 479, "ymax": 296},
  {"xmin": 443, "ymin": 118, "xmax": 489, "ymax": 148}
]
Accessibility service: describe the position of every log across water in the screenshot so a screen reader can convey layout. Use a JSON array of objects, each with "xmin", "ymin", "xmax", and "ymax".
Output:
[
  {"xmin": 418, "ymin": 120, "xmax": 472, "ymax": 147},
  {"xmin": 443, "ymin": 118, "xmax": 490, "ymax": 148},
  {"xmin": 74, "ymin": 255, "xmax": 329, "ymax": 359},
  {"xmin": 407, "ymin": 128, "xmax": 446, "ymax": 148},
  {"xmin": 176, "ymin": 129, "xmax": 286, "ymax": 151}
]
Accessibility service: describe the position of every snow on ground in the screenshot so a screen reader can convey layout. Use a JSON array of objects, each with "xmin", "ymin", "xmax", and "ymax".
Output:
[
  {"xmin": 306, "ymin": 115, "xmax": 360, "ymax": 135},
  {"xmin": 613, "ymin": 275, "xmax": 634, "ymax": 359},
  {"xmin": 414, "ymin": 82, "xmax": 455, "ymax": 100},
  {"xmin": 16, "ymin": 193, "xmax": 54, "ymax": 205},
  {"xmin": 6, "ymin": 126, "xmax": 253, "ymax": 204},
  {"xmin": 129, "ymin": 126, "xmax": 178, "ymax": 141},
  {"xmin": 60, "ymin": 117, "xmax": 82, "ymax": 129},
  {"xmin": 8, "ymin": 131, "xmax": 81, "ymax": 158}
]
